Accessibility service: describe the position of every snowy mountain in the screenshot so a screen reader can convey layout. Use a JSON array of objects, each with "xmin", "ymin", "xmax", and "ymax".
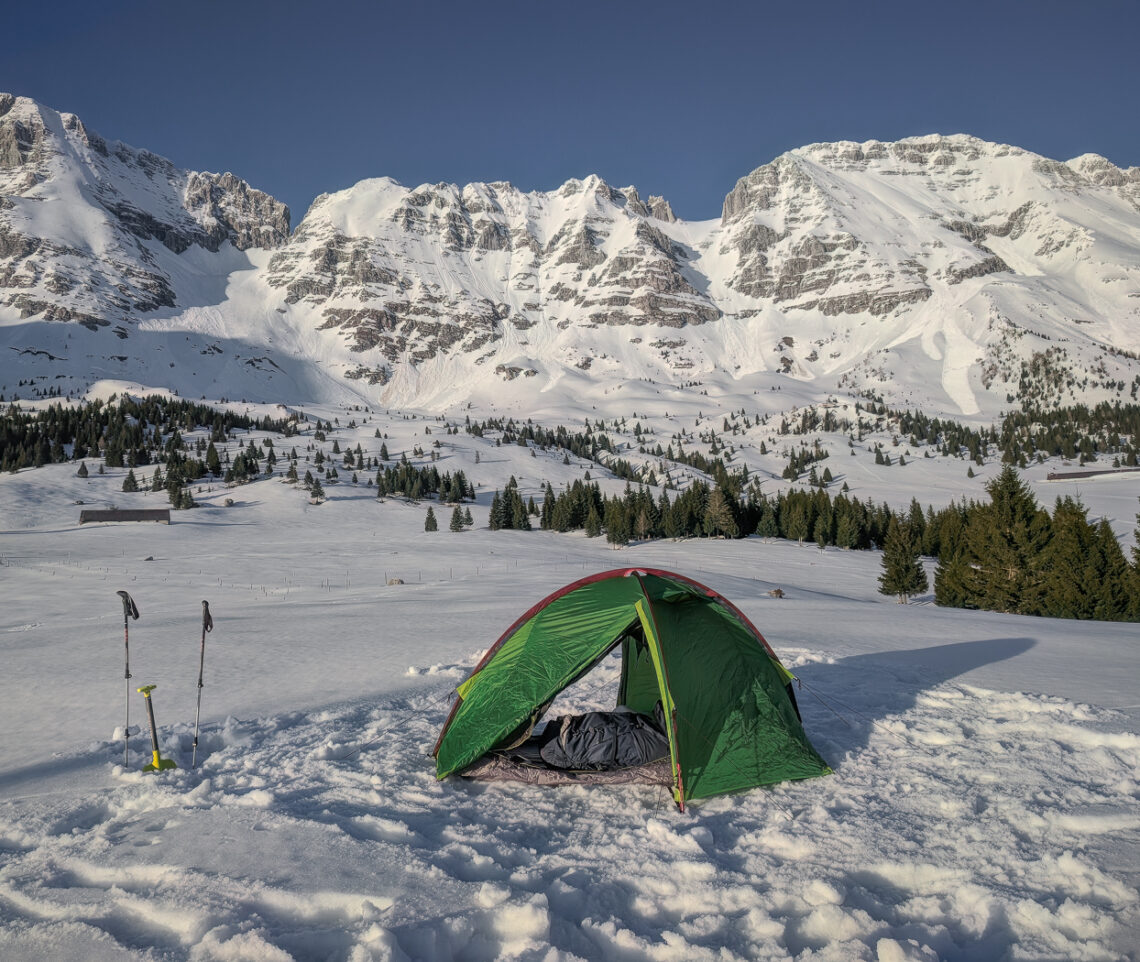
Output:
[
  {"xmin": 3, "ymin": 95, "xmax": 1140, "ymax": 421},
  {"xmin": 0, "ymin": 94, "xmax": 288, "ymax": 332},
  {"xmin": 4, "ymin": 96, "xmax": 1140, "ymax": 962}
]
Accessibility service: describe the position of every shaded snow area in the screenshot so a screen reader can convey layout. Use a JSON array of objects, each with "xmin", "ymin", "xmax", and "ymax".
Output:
[{"xmin": 1, "ymin": 460, "xmax": 1138, "ymax": 961}]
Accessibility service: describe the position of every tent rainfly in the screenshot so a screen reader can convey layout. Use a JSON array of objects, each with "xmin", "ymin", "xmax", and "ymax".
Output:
[{"xmin": 434, "ymin": 567, "xmax": 831, "ymax": 810}]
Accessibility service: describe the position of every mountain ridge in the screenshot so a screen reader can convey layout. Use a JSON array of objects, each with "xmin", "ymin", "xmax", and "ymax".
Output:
[{"xmin": 2, "ymin": 94, "xmax": 1139, "ymax": 422}]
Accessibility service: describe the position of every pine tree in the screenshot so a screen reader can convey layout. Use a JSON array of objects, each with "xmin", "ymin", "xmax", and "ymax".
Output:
[
  {"xmin": 463, "ymin": 507, "xmax": 474, "ymax": 528},
  {"xmin": 604, "ymin": 498, "xmax": 630, "ymax": 546},
  {"xmin": 703, "ymin": 485, "xmax": 739, "ymax": 538},
  {"xmin": 878, "ymin": 517, "xmax": 928, "ymax": 603},
  {"xmin": 1090, "ymin": 518, "xmax": 1131, "ymax": 621},
  {"xmin": 509, "ymin": 491, "xmax": 531, "ymax": 530},
  {"xmin": 449, "ymin": 506, "xmax": 464, "ymax": 532},
  {"xmin": 122, "ymin": 469, "xmax": 139, "ymax": 492},
  {"xmin": 1037, "ymin": 497, "xmax": 1097, "ymax": 618},
  {"xmin": 784, "ymin": 500, "xmax": 810, "ymax": 544},
  {"xmin": 540, "ymin": 483, "xmax": 555, "ymax": 530},
  {"xmin": 584, "ymin": 504, "xmax": 602, "ymax": 537},
  {"xmin": 933, "ymin": 550, "xmax": 973, "ymax": 608},
  {"xmin": 755, "ymin": 501, "xmax": 779, "ymax": 539},
  {"xmin": 1133, "ymin": 496, "xmax": 1140, "ymax": 568},
  {"xmin": 813, "ymin": 513, "xmax": 831, "ymax": 549},
  {"xmin": 425, "ymin": 507, "xmax": 438, "ymax": 532},
  {"xmin": 310, "ymin": 478, "xmax": 325, "ymax": 502},
  {"xmin": 76, "ymin": 461, "xmax": 88, "ymax": 478},
  {"xmin": 960, "ymin": 465, "xmax": 1049, "ymax": 614}
]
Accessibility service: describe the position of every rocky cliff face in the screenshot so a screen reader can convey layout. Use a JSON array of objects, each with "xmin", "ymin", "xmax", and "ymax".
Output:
[
  {"xmin": 0, "ymin": 94, "xmax": 288, "ymax": 329},
  {"xmin": 2, "ymin": 97, "xmax": 1139, "ymax": 418},
  {"xmin": 262, "ymin": 176, "xmax": 720, "ymax": 382}
]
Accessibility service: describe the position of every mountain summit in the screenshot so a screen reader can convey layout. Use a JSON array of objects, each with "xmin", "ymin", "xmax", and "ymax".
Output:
[{"xmin": 2, "ymin": 96, "xmax": 1138, "ymax": 419}]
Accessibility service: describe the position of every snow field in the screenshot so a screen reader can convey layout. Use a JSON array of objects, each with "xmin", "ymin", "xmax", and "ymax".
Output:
[
  {"xmin": 1, "ymin": 409, "xmax": 1138, "ymax": 960},
  {"xmin": 2, "ymin": 626, "xmax": 1137, "ymax": 961}
]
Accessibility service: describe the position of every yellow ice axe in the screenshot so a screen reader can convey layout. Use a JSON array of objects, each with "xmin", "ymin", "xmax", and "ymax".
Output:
[{"xmin": 136, "ymin": 684, "xmax": 177, "ymax": 772}]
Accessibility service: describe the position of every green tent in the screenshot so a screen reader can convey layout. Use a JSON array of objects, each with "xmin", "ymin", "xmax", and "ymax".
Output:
[{"xmin": 434, "ymin": 568, "xmax": 830, "ymax": 809}]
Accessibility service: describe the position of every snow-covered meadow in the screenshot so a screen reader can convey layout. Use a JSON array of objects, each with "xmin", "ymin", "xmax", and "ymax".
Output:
[{"xmin": 1, "ymin": 404, "xmax": 1138, "ymax": 962}]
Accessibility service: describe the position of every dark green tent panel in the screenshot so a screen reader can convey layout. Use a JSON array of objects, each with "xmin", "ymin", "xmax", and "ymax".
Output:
[{"xmin": 434, "ymin": 568, "xmax": 830, "ymax": 808}]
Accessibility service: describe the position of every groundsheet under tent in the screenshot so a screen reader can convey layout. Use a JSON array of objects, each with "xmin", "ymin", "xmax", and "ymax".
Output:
[{"xmin": 459, "ymin": 707, "xmax": 674, "ymax": 787}]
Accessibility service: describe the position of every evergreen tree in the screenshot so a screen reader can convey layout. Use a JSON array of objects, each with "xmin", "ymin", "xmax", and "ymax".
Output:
[
  {"xmin": 755, "ymin": 501, "xmax": 779, "ymax": 539},
  {"xmin": 206, "ymin": 441, "xmax": 221, "ymax": 475},
  {"xmin": 76, "ymin": 461, "xmax": 88, "ymax": 478},
  {"xmin": 960, "ymin": 466, "xmax": 1050, "ymax": 614},
  {"xmin": 703, "ymin": 485, "xmax": 739, "ymax": 538},
  {"xmin": 310, "ymin": 478, "xmax": 325, "ymax": 501},
  {"xmin": 1037, "ymin": 497, "xmax": 1097, "ymax": 618},
  {"xmin": 604, "ymin": 498, "xmax": 631, "ymax": 547},
  {"xmin": 1091, "ymin": 518, "xmax": 1131, "ymax": 621},
  {"xmin": 463, "ymin": 507, "xmax": 474, "ymax": 528},
  {"xmin": 812, "ymin": 513, "xmax": 831, "ymax": 549},
  {"xmin": 1133, "ymin": 496, "xmax": 1140, "ymax": 567},
  {"xmin": 425, "ymin": 507, "xmax": 438, "ymax": 532},
  {"xmin": 449, "ymin": 506, "xmax": 464, "ymax": 532},
  {"xmin": 488, "ymin": 491, "xmax": 504, "ymax": 530},
  {"xmin": 509, "ymin": 491, "xmax": 532, "ymax": 530},
  {"xmin": 878, "ymin": 517, "xmax": 928, "ymax": 603},
  {"xmin": 933, "ymin": 549, "xmax": 973, "ymax": 608},
  {"xmin": 540, "ymin": 483, "xmax": 555, "ymax": 530},
  {"xmin": 584, "ymin": 504, "xmax": 602, "ymax": 537},
  {"xmin": 784, "ymin": 499, "xmax": 810, "ymax": 544},
  {"xmin": 122, "ymin": 469, "xmax": 139, "ymax": 492}
]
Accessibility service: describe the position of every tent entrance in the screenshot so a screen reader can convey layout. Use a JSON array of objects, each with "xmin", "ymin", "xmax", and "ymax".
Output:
[{"xmin": 460, "ymin": 618, "xmax": 676, "ymax": 786}]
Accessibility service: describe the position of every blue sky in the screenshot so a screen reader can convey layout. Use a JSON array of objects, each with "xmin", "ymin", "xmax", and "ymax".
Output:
[{"xmin": 4, "ymin": 0, "xmax": 1137, "ymax": 225}]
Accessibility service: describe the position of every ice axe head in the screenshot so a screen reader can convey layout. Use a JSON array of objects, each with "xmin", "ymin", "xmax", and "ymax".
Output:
[{"xmin": 117, "ymin": 590, "xmax": 139, "ymax": 621}]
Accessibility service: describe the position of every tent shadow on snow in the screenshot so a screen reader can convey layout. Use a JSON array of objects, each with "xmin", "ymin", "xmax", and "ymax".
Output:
[{"xmin": 794, "ymin": 637, "xmax": 1036, "ymax": 761}]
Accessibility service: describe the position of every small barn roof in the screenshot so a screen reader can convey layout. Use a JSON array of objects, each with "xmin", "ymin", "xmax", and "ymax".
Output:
[{"xmin": 79, "ymin": 509, "xmax": 171, "ymax": 524}]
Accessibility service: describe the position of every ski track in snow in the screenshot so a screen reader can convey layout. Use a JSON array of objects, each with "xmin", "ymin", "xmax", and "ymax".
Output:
[{"xmin": 1, "ymin": 651, "xmax": 1137, "ymax": 961}]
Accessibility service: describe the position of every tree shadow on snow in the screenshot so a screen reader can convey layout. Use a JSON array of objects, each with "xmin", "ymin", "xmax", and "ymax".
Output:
[{"xmin": 793, "ymin": 636, "xmax": 1036, "ymax": 762}]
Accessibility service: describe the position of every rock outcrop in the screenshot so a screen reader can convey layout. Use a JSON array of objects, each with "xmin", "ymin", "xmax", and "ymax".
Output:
[
  {"xmin": 0, "ymin": 94, "xmax": 288, "ymax": 330},
  {"xmin": 3, "ymin": 100, "xmax": 1139, "ymax": 417}
]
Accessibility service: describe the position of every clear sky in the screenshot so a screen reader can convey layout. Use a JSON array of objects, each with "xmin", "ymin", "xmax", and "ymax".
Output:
[{"xmin": 4, "ymin": 0, "xmax": 1137, "ymax": 226}]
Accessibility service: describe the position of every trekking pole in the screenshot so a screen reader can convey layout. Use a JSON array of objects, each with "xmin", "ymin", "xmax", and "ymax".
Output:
[
  {"xmin": 191, "ymin": 600, "xmax": 213, "ymax": 768},
  {"xmin": 136, "ymin": 685, "xmax": 177, "ymax": 772},
  {"xmin": 116, "ymin": 590, "xmax": 139, "ymax": 766}
]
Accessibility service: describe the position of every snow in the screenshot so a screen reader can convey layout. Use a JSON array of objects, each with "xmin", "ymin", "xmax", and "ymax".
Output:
[
  {"xmin": 7, "ymin": 115, "xmax": 1140, "ymax": 428},
  {"xmin": 2, "ymin": 410, "xmax": 1138, "ymax": 961}
]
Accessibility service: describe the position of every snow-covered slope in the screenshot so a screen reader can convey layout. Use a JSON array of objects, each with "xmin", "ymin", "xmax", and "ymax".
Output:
[
  {"xmin": 0, "ymin": 94, "xmax": 288, "ymax": 330},
  {"xmin": 3, "ymin": 96, "xmax": 1140, "ymax": 422},
  {"xmin": 1, "ymin": 427, "xmax": 1138, "ymax": 961}
]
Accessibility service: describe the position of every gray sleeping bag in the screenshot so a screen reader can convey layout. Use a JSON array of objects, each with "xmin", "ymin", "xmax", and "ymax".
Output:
[{"xmin": 539, "ymin": 707, "xmax": 670, "ymax": 771}]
